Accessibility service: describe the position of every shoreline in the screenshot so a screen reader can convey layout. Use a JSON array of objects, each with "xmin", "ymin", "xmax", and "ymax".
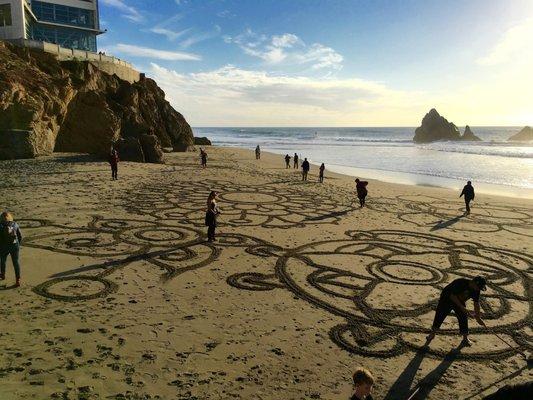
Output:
[{"xmin": 220, "ymin": 145, "xmax": 533, "ymax": 200}]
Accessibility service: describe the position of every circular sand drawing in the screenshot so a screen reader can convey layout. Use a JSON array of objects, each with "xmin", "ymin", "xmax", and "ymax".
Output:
[{"xmin": 228, "ymin": 230, "xmax": 532, "ymax": 360}]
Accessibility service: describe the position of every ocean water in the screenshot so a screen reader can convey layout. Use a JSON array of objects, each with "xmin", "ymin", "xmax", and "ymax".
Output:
[{"xmin": 193, "ymin": 127, "xmax": 533, "ymax": 198}]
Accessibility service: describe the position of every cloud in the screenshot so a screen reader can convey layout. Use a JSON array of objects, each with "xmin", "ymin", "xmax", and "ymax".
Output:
[
  {"xmin": 109, "ymin": 44, "xmax": 201, "ymax": 61},
  {"xmin": 100, "ymin": 0, "xmax": 142, "ymax": 22},
  {"xmin": 180, "ymin": 25, "xmax": 221, "ymax": 49},
  {"xmin": 146, "ymin": 64, "xmax": 426, "ymax": 126},
  {"xmin": 477, "ymin": 18, "xmax": 533, "ymax": 66},
  {"xmin": 217, "ymin": 10, "xmax": 236, "ymax": 19},
  {"xmin": 226, "ymin": 30, "xmax": 343, "ymax": 70},
  {"xmin": 150, "ymin": 27, "xmax": 191, "ymax": 41}
]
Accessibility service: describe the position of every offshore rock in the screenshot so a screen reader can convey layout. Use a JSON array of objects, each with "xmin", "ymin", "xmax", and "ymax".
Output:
[
  {"xmin": 508, "ymin": 126, "xmax": 533, "ymax": 141},
  {"xmin": 194, "ymin": 137, "xmax": 212, "ymax": 146},
  {"xmin": 0, "ymin": 41, "xmax": 194, "ymax": 160},
  {"xmin": 413, "ymin": 109, "xmax": 461, "ymax": 143},
  {"xmin": 461, "ymin": 125, "xmax": 481, "ymax": 141}
]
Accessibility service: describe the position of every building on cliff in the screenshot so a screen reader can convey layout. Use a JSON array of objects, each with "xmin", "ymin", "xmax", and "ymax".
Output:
[{"xmin": 0, "ymin": 0, "xmax": 103, "ymax": 52}]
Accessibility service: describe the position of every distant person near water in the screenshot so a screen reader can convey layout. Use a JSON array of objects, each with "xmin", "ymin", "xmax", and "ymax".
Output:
[
  {"xmin": 293, "ymin": 153, "xmax": 299, "ymax": 169},
  {"xmin": 109, "ymin": 148, "xmax": 119, "ymax": 180},
  {"xmin": 200, "ymin": 148, "xmax": 208, "ymax": 168},
  {"xmin": 350, "ymin": 367, "xmax": 375, "ymax": 400},
  {"xmin": 205, "ymin": 191, "xmax": 221, "ymax": 242},
  {"xmin": 0, "ymin": 212, "xmax": 23, "ymax": 287},
  {"xmin": 255, "ymin": 145, "xmax": 261, "ymax": 160},
  {"xmin": 319, "ymin": 163, "xmax": 325, "ymax": 183},
  {"xmin": 425, "ymin": 276, "xmax": 486, "ymax": 347},
  {"xmin": 355, "ymin": 178, "xmax": 369, "ymax": 207},
  {"xmin": 460, "ymin": 181, "xmax": 475, "ymax": 214},
  {"xmin": 285, "ymin": 154, "xmax": 291, "ymax": 168},
  {"xmin": 301, "ymin": 158, "xmax": 310, "ymax": 181}
]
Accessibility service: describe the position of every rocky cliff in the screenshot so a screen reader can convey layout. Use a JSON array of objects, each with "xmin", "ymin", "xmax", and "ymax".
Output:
[
  {"xmin": 0, "ymin": 41, "xmax": 194, "ymax": 161},
  {"xmin": 508, "ymin": 126, "xmax": 533, "ymax": 141},
  {"xmin": 413, "ymin": 109, "xmax": 461, "ymax": 143}
]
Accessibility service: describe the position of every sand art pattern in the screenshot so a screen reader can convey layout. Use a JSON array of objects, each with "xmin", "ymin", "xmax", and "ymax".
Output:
[{"xmin": 228, "ymin": 230, "xmax": 532, "ymax": 361}]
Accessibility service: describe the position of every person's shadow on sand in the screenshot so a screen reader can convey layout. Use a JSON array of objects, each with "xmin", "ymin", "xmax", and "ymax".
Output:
[
  {"xmin": 430, "ymin": 214, "xmax": 464, "ymax": 231},
  {"xmin": 383, "ymin": 343, "xmax": 465, "ymax": 400}
]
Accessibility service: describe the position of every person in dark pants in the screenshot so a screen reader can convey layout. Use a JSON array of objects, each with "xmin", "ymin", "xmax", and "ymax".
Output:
[
  {"xmin": 460, "ymin": 181, "xmax": 475, "ymax": 214},
  {"xmin": 350, "ymin": 367, "xmax": 374, "ymax": 400},
  {"xmin": 426, "ymin": 276, "xmax": 486, "ymax": 347},
  {"xmin": 355, "ymin": 178, "xmax": 369, "ymax": 207},
  {"xmin": 319, "ymin": 163, "xmax": 325, "ymax": 183},
  {"xmin": 285, "ymin": 154, "xmax": 291, "ymax": 168},
  {"xmin": 200, "ymin": 148, "xmax": 208, "ymax": 168},
  {"xmin": 0, "ymin": 211, "xmax": 23, "ymax": 287},
  {"xmin": 109, "ymin": 148, "xmax": 119, "ymax": 180},
  {"xmin": 301, "ymin": 158, "xmax": 310, "ymax": 181},
  {"xmin": 205, "ymin": 191, "xmax": 220, "ymax": 242},
  {"xmin": 293, "ymin": 153, "xmax": 299, "ymax": 169},
  {"xmin": 255, "ymin": 145, "xmax": 261, "ymax": 160}
]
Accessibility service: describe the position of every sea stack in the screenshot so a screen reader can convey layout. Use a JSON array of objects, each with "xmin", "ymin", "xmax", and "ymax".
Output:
[
  {"xmin": 508, "ymin": 126, "xmax": 533, "ymax": 141},
  {"xmin": 413, "ymin": 109, "xmax": 461, "ymax": 143},
  {"xmin": 461, "ymin": 125, "xmax": 481, "ymax": 141}
]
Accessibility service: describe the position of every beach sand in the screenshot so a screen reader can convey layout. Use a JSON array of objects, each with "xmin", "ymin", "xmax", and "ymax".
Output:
[{"xmin": 0, "ymin": 147, "xmax": 531, "ymax": 399}]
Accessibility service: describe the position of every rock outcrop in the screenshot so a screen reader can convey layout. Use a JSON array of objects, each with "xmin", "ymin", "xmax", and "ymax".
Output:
[
  {"xmin": 413, "ymin": 109, "xmax": 461, "ymax": 143},
  {"xmin": 461, "ymin": 125, "xmax": 481, "ymax": 141},
  {"xmin": 0, "ymin": 41, "xmax": 194, "ymax": 161},
  {"xmin": 508, "ymin": 126, "xmax": 533, "ymax": 141},
  {"xmin": 194, "ymin": 137, "xmax": 212, "ymax": 146}
]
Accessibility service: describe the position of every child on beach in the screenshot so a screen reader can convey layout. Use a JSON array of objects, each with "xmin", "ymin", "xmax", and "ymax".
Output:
[
  {"xmin": 319, "ymin": 163, "xmax": 325, "ymax": 183},
  {"xmin": 350, "ymin": 367, "xmax": 375, "ymax": 400},
  {"xmin": 285, "ymin": 154, "xmax": 291, "ymax": 168},
  {"xmin": 0, "ymin": 211, "xmax": 23, "ymax": 287},
  {"xmin": 205, "ymin": 191, "xmax": 221, "ymax": 242},
  {"xmin": 109, "ymin": 148, "xmax": 119, "ymax": 180},
  {"xmin": 302, "ymin": 158, "xmax": 310, "ymax": 181},
  {"xmin": 355, "ymin": 178, "xmax": 369, "ymax": 207}
]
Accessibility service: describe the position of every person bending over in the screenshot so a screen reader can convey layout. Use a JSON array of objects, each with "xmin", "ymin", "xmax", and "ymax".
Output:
[{"xmin": 426, "ymin": 276, "xmax": 486, "ymax": 347}]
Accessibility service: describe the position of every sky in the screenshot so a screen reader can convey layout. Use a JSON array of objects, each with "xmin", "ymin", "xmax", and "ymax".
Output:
[{"xmin": 98, "ymin": 0, "xmax": 533, "ymax": 127}]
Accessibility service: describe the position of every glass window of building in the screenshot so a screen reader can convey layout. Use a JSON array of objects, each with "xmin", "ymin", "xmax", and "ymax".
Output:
[
  {"xmin": 0, "ymin": 3, "xmax": 12, "ymax": 27},
  {"xmin": 32, "ymin": 1, "xmax": 95, "ymax": 28}
]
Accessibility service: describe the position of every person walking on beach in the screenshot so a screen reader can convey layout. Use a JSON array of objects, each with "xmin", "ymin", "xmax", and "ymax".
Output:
[
  {"xmin": 355, "ymin": 178, "xmax": 369, "ymax": 207},
  {"xmin": 293, "ymin": 153, "xmax": 299, "ymax": 169},
  {"xmin": 205, "ymin": 191, "xmax": 221, "ymax": 242},
  {"xmin": 425, "ymin": 276, "xmax": 486, "ymax": 347},
  {"xmin": 109, "ymin": 148, "xmax": 119, "ymax": 180},
  {"xmin": 460, "ymin": 181, "xmax": 475, "ymax": 214},
  {"xmin": 301, "ymin": 158, "xmax": 310, "ymax": 181},
  {"xmin": 285, "ymin": 154, "xmax": 291, "ymax": 169},
  {"xmin": 350, "ymin": 367, "xmax": 375, "ymax": 400},
  {"xmin": 319, "ymin": 163, "xmax": 325, "ymax": 183},
  {"xmin": 200, "ymin": 148, "xmax": 208, "ymax": 168},
  {"xmin": 255, "ymin": 145, "xmax": 261, "ymax": 160},
  {"xmin": 0, "ymin": 212, "xmax": 23, "ymax": 287}
]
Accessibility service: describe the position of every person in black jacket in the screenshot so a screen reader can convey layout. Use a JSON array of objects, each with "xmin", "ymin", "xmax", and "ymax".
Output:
[
  {"xmin": 319, "ymin": 163, "xmax": 325, "ymax": 183},
  {"xmin": 460, "ymin": 181, "xmax": 475, "ymax": 214},
  {"xmin": 355, "ymin": 178, "xmax": 369, "ymax": 207},
  {"xmin": 293, "ymin": 153, "xmax": 299, "ymax": 169},
  {"xmin": 0, "ymin": 211, "xmax": 23, "ymax": 287},
  {"xmin": 426, "ymin": 276, "xmax": 486, "ymax": 347},
  {"xmin": 350, "ymin": 367, "xmax": 374, "ymax": 400},
  {"xmin": 205, "ymin": 191, "xmax": 221, "ymax": 241},
  {"xmin": 301, "ymin": 158, "xmax": 310, "ymax": 181},
  {"xmin": 285, "ymin": 154, "xmax": 291, "ymax": 169}
]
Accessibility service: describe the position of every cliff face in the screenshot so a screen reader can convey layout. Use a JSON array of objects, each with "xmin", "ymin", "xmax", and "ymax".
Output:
[{"xmin": 0, "ymin": 41, "xmax": 194, "ymax": 161}]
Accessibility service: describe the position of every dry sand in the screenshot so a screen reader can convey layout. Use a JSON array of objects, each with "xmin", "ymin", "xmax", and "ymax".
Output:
[{"xmin": 0, "ymin": 147, "xmax": 531, "ymax": 399}]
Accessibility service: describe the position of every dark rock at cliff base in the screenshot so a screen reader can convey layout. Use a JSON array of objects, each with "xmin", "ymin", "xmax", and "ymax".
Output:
[
  {"xmin": 115, "ymin": 137, "xmax": 144, "ymax": 162},
  {"xmin": 413, "ymin": 109, "xmax": 461, "ymax": 143},
  {"xmin": 0, "ymin": 41, "xmax": 194, "ymax": 161},
  {"xmin": 139, "ymin": 134, "xmax": 164, "ymax": 163},
  {"xmin": 508, "ymin": 126, "xmax": 533, "ymax": 141},
  {"xmin": 461, "ymin": 125, "xmax": 481, "ymax": 141},
  {"xmin": 194, "ymin": 137, "xmax": 212, "ymax": 146}
]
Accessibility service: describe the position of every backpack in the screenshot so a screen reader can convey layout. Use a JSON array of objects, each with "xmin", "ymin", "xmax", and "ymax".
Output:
[{"xmin": 0, "ymin": 223, "xmax": 17, "ymax": 245}]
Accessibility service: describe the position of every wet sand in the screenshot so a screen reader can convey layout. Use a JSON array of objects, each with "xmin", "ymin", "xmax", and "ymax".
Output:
[{"xmin": 0, "ymin": 147, "xmax": 531, "ymax": 399}]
